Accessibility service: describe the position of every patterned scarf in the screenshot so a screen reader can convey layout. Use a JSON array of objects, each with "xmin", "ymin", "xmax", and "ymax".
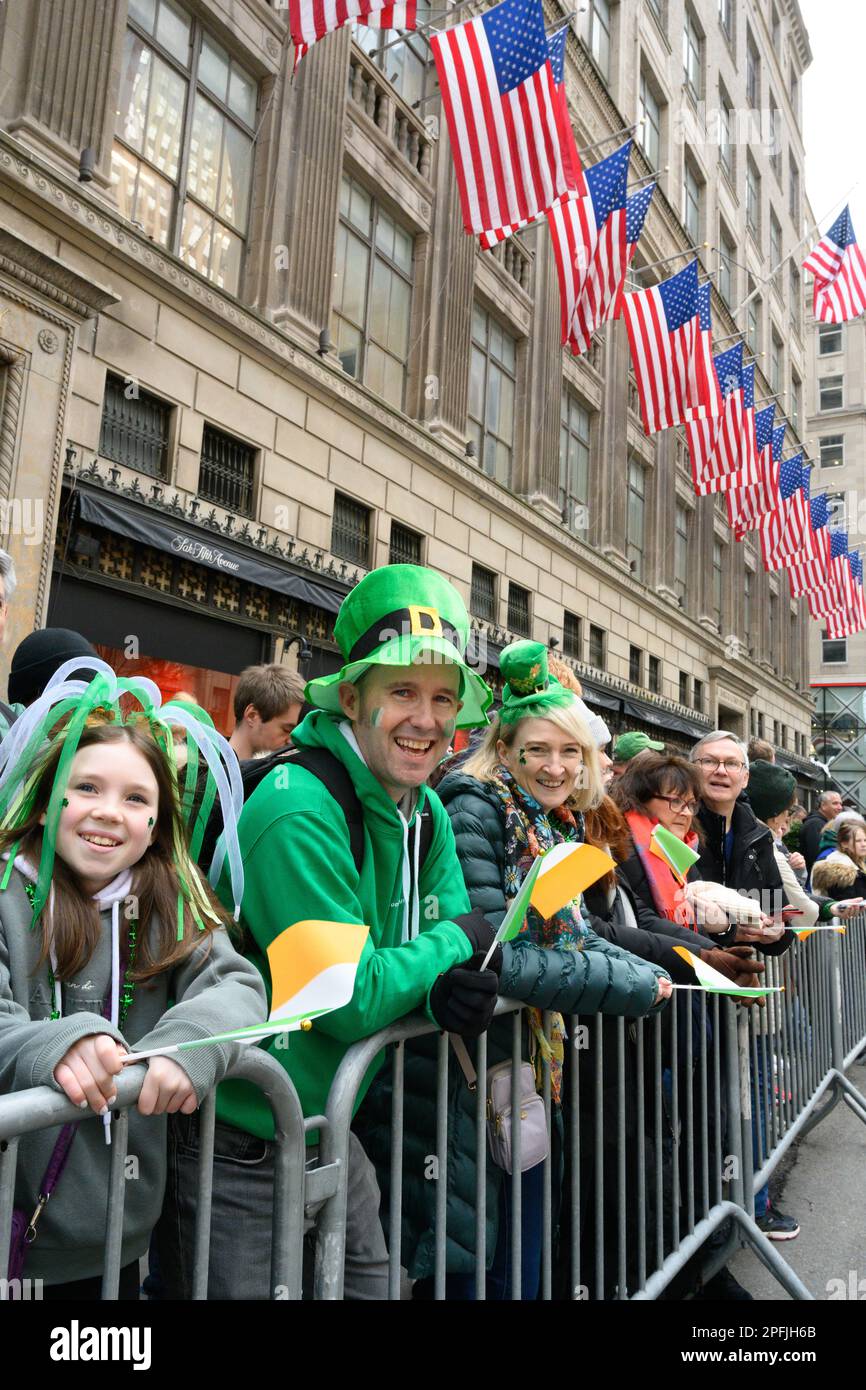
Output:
[
  {"xmin": 489, "ymin": 769, "xmax": 587, "ymax": 1102},
  {"xmin": 625, "ymin": 809, "xmax": 698, "ymax": 928}
]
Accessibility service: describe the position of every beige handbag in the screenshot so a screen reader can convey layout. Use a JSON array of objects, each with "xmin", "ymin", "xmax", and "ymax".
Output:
[{"xmin": 449, "ymin": 1035, "xmax": 549, "ymax": 1175}]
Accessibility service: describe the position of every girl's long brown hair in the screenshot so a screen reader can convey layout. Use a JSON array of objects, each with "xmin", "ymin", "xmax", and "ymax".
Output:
[{"xmin": 0, "ymin": 722, "xmax": 232, "ymax": 982}]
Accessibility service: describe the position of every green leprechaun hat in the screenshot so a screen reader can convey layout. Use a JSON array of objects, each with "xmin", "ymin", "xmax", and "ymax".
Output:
[
  {"xmin": 499, "ymin": 640, "xmax": 576, "ymax": 725},
  {"xmin": 304, "ymin": 564, "xmax": 493, "ymax": 728}
]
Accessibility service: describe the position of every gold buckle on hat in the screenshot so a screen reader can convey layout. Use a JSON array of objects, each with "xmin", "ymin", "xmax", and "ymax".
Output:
[{"xmin": 408, "ymin": 605, "xmax": 442, "ymax": 638}]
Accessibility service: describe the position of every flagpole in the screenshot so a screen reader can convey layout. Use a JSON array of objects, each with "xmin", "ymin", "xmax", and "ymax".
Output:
[
  {"xmin": 628, "ymin": 243, "xmax": 708, "ymax": 276},
  {"xmin": 577, "ymin": 124, "xmax": 637, "ymax": 157}
]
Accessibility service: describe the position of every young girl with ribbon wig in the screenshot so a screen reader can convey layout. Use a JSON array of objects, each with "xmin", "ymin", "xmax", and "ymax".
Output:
[{"xmin": 0, "ymin": 659, "xmax": 265, "ymax": 1298}]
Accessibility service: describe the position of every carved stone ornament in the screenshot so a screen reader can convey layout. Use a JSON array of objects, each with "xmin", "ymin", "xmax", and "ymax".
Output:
[
  {"xmin": 265, "ymin": 35, "xmax": 280, "ymax": 59},
  {"xmin": 37, "ymin": 328, "xmax": 59, "ymax": 353}
]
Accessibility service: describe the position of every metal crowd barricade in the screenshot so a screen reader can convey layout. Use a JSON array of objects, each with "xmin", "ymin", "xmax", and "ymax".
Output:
[
  {"xmin": 0, "ymin": 1047, "xmax": 318, "ymax": 1301},
  {"xmin": 315, "ymin": 919, "xmax": 866, "ymax": 1301}
]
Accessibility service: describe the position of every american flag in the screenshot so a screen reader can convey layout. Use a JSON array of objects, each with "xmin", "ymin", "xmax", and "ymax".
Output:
[
  {"xmin": 545, "ymin": 142, "xmax": 646, "ymax": 352},
  {"xmin": 687, "ymin": 342, "xmax": 743, "ymax": 495},
  {"xmin": 291, "ymin": 1, "xmax": 416, "ymax": 71},
  {"xmin": 478, "ymin": 26, "xmax": 586, "ymax": 247},
  {"xmin": 431, "ymin": 0, "xmax": 578, "ymax": 238},
  {"xmin": 621, "ymin": 260, "xmax": 720, "ymax": 436},
  {"xmin": 692, "ymin": 284, "xmax": 723, "ymax": 422},
  {"xmin": 803, "ymin": 206, "xmax": 866, "ymax": 324},
  {"xmin": 825, "ymin": 550, "xmax": 866, "ymax": 637},
  {"xmin": 728, "ymin": 412, "xmax": 781, "ymax": 538},
  {"xmin": 759, "ymin": 455, "xmax": 807, "ymax": 570},
  {"xmin": 807, "ymin": 529, "xmax": 849, "ymax": 620},
  {"xmin": 788, "ymin": 494, "xmax": 831, "ymax": 597}
]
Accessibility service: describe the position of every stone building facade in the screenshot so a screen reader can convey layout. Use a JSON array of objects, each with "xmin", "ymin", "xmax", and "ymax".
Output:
[{"xmin": 0, "ymin": 0, "xmax": 817, "ymax": 775}]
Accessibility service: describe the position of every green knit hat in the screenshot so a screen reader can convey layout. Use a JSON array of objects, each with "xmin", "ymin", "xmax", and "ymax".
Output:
[
  {"xmin": 748, "ymin": 759, "xmax": 795, "ymax": 821},
  {"xmin": 304, "ymin": 564, "xmax": 493, "ymax": 728},
  {"xmin": 498, "ymin": 641, "xmax": 576, "ymax": 725}
]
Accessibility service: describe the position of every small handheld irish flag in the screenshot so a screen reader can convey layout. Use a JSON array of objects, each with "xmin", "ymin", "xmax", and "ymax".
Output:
[
  {"xmin": 650, "ymin": 825, "xmax": 700, "ymax": 885},
  {"xmin": 787, "ymin": 923, "xmax": 846, "ymax": 940},
  {"xmin": 480, "ymin": 842, "xmax": 616, "ymax": 969},
  {"xmin": 123, "ymin": 919, "xmax": 369, "ymax": 1063},
  {"xmin": 671, "ymin": 944, "xmax": 784, "ymax": 998}
]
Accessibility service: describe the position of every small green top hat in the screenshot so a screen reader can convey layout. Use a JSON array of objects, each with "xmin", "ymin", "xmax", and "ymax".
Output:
[
  {"xmin": 304, "ymin": 564, "xmax": 493, "ymax": 728},
  {"xmin": 498, "ymin": 641, "xmax": 575, "ymax": 725}
]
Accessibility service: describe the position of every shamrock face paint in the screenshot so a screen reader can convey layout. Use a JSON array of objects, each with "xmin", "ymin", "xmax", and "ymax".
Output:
[
  {"xmin": 518, "ymin": 747, "xmax": 527, "ymax": 766},
  {"xmin": 442, "ymin": 718, "xmax": 457, "ymax": 741},
  {"xmin": 370, "ymin": 707, "xmax": 384, "ymax": 728}
]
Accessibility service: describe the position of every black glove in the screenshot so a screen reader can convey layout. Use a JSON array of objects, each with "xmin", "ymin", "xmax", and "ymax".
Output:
[
  {"xmin": 451, "ymin": 909, "xmax": 500, "ymax": 958},
  {"xmin": 429, "ymin": 951, "xmax": 500, "ymax": 1037}
]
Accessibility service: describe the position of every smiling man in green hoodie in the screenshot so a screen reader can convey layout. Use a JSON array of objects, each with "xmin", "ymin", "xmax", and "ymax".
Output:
[{"xmin": 158, "ymin": 565, "xmax": 503, "ymax": 1299}]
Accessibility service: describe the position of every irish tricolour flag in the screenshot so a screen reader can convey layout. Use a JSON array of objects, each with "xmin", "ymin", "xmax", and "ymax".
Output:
[
  {"xmin": 672, "ymin": 944, "xmax": 783, "ymax": 998},
  {"xmin": 481, "ymin": 841, "xmax": 615, "ymax": 968}
]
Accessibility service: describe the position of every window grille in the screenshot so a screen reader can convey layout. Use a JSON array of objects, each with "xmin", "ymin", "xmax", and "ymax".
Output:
[
  {"xmin": 331, "ymin": 492, "xmax": 371, "ymax": 567},
  {"xmin": 508, "ymin": 583, "xmax": 530, "ymax": 638},
  {"xmin": 99, "ymin": 373, "xmax": 171, "ymax": 478},
  {"xmin": 389, "ymin": 522, "xmax": 422, "ymax": 566},
  {"xmin": 563, "ymin": 611, "xmax": 581, "ymax": 659},
  {"xmin": 470, "ymin": 564, "xmax": 496, "ymax": 622},
  {"xmin": 199, "ymin": 424, "xmax": 255, "ymax": 516}
]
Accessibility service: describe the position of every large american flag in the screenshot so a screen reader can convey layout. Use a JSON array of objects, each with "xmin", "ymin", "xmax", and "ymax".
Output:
[
  {"xmin": 759, "ymin": 455, "xmax": 807, "ymax": 569},
  {"xmin": 693, "ymin": 284, "xmax": 723, "ymax": 422},
  {"xmin": 478, "ymin": 26, "xmax": 586, "ymax": 247},
  {"xmin": 787, "ymin": 494, "xmax": 831, "ymax": 597},
  {"xmin": 431, "ymin": 0, "xmax": 578, "ymax": 238},
  {"xmin": 803, "ymin": 206, "xmax": 866, "ymax": 324},
  {"xmin": 807, "ymin": 529, "xmax": 849, "ymax": 620},
  {"xmin": 291, "ymin": 1, "xmax": 416, "ymax": 70},
  {"xmin": 825, "ymin": 549, "xmax": 866, "ymax": 637},
  {"xmin": 728, "ymin": 412, "xmax": 781, "ymax": 538},
  {"xmin": 621, "ymin": 260, "xmax": 720, "ymax": 436},
  {"xmin": 687, "ymin": 342, "xmax": 743, "ymax": 495}
]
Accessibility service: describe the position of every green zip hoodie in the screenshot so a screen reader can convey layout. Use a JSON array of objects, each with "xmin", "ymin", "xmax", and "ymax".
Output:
[{"xmin": 215, "ymin": 710, "xmax": 475, "ymax": 1141}]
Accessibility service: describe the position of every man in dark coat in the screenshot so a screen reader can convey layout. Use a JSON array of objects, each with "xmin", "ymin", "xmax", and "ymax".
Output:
[{"xmin": 801, "ymin": 790, "xmax": 844, "ymax": 877}]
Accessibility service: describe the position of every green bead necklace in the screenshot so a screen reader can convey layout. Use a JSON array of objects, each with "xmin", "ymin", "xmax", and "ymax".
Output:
[{"xmin": 25, "ymin": 880, "xmax": 139, "ymax": 1027}]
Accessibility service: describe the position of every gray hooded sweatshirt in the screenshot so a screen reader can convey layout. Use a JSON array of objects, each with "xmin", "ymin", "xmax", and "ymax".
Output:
[{"xmin": 0, "ymin": 863, "xmax": 266, "ymax": 1283}]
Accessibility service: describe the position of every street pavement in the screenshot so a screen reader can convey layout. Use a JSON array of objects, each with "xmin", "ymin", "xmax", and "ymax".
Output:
[{"xmin": 730, "ymin": 1061, "xmax": 866, "ymax": 1300}]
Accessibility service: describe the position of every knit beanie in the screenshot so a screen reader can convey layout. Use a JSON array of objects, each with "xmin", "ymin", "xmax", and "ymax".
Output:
[
  {"xmin": 8, "ymin": 628, "xmax": 99, "ymax": 707},
  {"xmin": 747, "ymin": 759, "xmax": 795, "ymax": 822}
]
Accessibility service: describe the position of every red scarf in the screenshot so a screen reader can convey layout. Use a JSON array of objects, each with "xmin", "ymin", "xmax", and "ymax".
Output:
[{"xmin": 625, "ymin": 809, "xmax": 698, "ymax": 928}]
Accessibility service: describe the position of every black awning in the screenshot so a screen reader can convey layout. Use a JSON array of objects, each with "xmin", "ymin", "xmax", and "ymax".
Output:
[
  {"xmin": 77, "ymin": 489, "xmax": 345, "ymax": 614},
  {"xmin": 777, "ymin": 752, "xmax": 823, "ymax": 783},
  {"xmin": 579, "ymin": 681, "xmax": 620, "ymax": 712},
  {"xmin": 620, "ymin": 696, "xmax": 708, "ymax": 739}
]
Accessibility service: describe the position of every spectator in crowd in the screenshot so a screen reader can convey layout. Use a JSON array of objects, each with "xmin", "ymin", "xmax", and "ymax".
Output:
[
  {"xmin": 7, "ymin": 627, "xmax": 99, "ymax": 710},
  {"xmin": 0, "ymin": 548, "xmax": 18, "ymax": 735},
  {"xmin": 747, "ymin": 737, "xmax": 775, "ymax": 764},
  {"xmin": 610, "ymin": 730, "xmax": 664, "ymax": 779},
  {"xmin": 810, "ymin": 815, "xmax": 866, "ymax": 901},
  {"xmin": 159, "ymin": 564, "xmax": 505, "ymax": 1299},
  {"xmin": 228, "ymin": 663, "xmax": 306, "ymax": 760},
  {"xmin": 549, "ymin": 655, "xmax": 616, "ymax": 787},
  {"xmin": 397, "ymin": 640, "xmax": 671, "ymax": 1300},
  {"xmin": 800, "ymin": 790, "xmax": 844, "ymax": 877}
]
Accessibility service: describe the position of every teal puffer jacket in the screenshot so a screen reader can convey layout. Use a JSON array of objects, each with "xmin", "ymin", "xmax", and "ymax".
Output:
[{"xmin": 356, "ymin": 772, "xmax": 668, "ymax": 1281}]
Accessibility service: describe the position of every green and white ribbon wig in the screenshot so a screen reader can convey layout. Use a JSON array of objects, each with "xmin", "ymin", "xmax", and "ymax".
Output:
[{"xmin": 0, "ymin": 658, "xmax": 244, "ymax": 935}]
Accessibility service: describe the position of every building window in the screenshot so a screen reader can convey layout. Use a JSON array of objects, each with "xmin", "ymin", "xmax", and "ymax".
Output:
[
  {"xmin": 559, "ymin": 391, "xmax": 590, "ymax": 533},
  {"xmin": 820, "ymin": 435, "xmax": 844, "ymax": 469},
  {"xmin": 99, "ymin": 372, "xmax": 171, "ymax": 478},
  {"xmin": 712, "ymin": 539, "xmax": 723, "ymax": 628},
  {"xmin": 819, "ymin": 324, "xmax": 843, "ymax": 355},
  {"xmin": 746, "ymin": 281, "xmax": 761, "ymax": 354},
  {"xmin": 757, "ymin": 711, "xmax": 765, "ymax": 739},
  {"xmin": 674, "ymin": 503, "xmax": 689, "ymax": 605},
  {"xmin": 743, "ymin": 570, "xmax": 752, "ymax": 653},
  {"xmin": 718, "ymin": 0, "xmax": 733, "ymax": 41},
  {"xmin": 718, "ymin": 87, "xmax": 734, "ymax": 180},
  {"xmin": 468, "ymin": 306, "xmax": 516, "ymax": 487},
  {"xmin": 627, "ymin": 457, "xmax": 646, "ymax": 580},
  {"xmin": 769, "ymin": 591, "xmax": 778, "ymax": 671},
  {"xmin": 470, "ymin": 563, "xmax": 497, "ymax": 621},
  {"xmin": 820, "ymin": 376, "xmax": 843, "ymax": 412},
  {"xmin": 590, "ymin": 0, "xmax": 612, "ymax": 80},
  {"xmin": 693, "ymin": 677, "xmax": 704, "ymax": 713},
  {"xmin": 629, "ymin": 645, "xmax": 643, "ymax": 686},
  {"xmin": 769, "ymin": 210, "xmax": 782, "ymax": 291},
  {"xmin": 683, "ymin": 158, "xmax": 701, "ymax": 244},
  {"xmin": 639, "ymin": 71, "xmax": 661, "ymax": 169},
  {"xmin": 790, "ymin": 263, "xmax": 801, "ymax": 332},
  {"xmin": 773, "ymin": 718, "xmax": 780, "ymax": 745},
  {"xmin": 781, "ymin": 723, "xmax": 787, "ymax": 750},
  {"xmin": 789, "ymin": 159, "xmax": 800, "ymax": 226},
  {"xmin": 683, "ymin": 6, "xmax": 703, "ymax": 98},
  {"xmin": 746, "ymin": 157, "xmax": 760, "ymax": 239},
  {"xmin": 389, "ymin": 521, "xmax": 422, "ymax": 566},
  {"xmin": 330, "ymin": 491, "xmax": 372, "ymax": 567},
  {"xmin": 563, "ymin": 611, "xmax": 582, "ymax": 659},
  {"xmin": 770, "ymin": 331, "xmax": 783, "ymax": 395},
  {"xmin": 790, "ymin": 371, "xmax": 802, "ymax": 435},
  {"xmin": 679, "ymin": 671, "xmax": 689, "ymax": 706},
  {"xmin": 746, "ymin": 29, "xmax": 760, "ymax": 109},
  {"xmin": 199, "ymin": 423, "xmax": 255, "ymax": 516},
  {"xmin": 646, "ymin": 0, "xmax": 664, "ymax": 25},
  {"xmin": 508, "ymin": 583, "xmax": 531, "ymax": 638},
  {"xmin": 589, "ymin": 624, "xmax": 606, "ymax": 669},
  {"xmin": 718, "ymin": 223, "xmax": 736, "ymax": 305},
  {"xmin": 768, "ymin": 96, "xmax": 782, "ymax": 181},
  {"xmin": 332, "ymin": 174, "xmax": 414, "ymax": 410},
  {"xmin": 822, "ymin": 630, "xmax": 847, "ymax": 664},
  {"xmin": 648, "ymin": 654, "xmax": 661, "ymax": 694},
  {"xmin": 354, "ymin": 0, "xmax": 431, "ymax": 107},
  {"xmin": 113, "ymin": 0, "xmax": 257, "ymax": 295}
]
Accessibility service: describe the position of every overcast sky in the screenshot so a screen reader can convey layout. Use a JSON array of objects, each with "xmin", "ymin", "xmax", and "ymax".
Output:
[{"xmin": 799, "ymin": 0, "xmax": 866, "ymax": 241}]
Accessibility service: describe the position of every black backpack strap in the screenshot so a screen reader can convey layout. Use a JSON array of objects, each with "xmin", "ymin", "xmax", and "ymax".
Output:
[{"xmin": 286, "ymin": 747, "xmax": 365, "ymax": 877}]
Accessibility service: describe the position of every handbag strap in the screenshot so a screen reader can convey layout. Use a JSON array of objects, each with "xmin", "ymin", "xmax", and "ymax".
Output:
[{"xmin": 448, "ymin": 1034, "xmax": 477, "ymax": 1091}]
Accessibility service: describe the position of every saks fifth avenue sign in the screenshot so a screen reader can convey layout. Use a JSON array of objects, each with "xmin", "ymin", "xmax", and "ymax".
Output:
[{"xmin": 170, "ymin": 533, "xmax": 241, "ymax": 573}]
